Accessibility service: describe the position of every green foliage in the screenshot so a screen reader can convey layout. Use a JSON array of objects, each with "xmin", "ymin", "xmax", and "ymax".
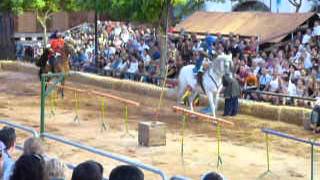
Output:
[{"xmin": 0, "ymin": 0, "xmax": 79, "ymax": 15}]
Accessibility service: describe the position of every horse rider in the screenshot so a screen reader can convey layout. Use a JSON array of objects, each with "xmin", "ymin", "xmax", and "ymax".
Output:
[{"xmin": 48, "ymin": 32, "xmax": 65, "ymax": 72}]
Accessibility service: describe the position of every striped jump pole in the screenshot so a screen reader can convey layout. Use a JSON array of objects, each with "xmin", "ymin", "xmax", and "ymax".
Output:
[{"xmin": 261, "ymin": 128, "xmax": 320, "ymax": 180}]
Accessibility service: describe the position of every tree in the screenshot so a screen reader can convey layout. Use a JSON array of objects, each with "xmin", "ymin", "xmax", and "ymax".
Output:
[
  {"xmin": 288, "ymin": 0, "xmax": 302, "ymax": 12},
  {"xmin": 0, "ymin": 0, "xmax": 80, "ymax": 46}
]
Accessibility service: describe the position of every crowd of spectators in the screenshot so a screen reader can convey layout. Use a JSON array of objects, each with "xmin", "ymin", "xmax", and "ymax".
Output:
[
  {"xmin": 15, "ymin": 20, "xmax": 320, "ymax": 106},
  {"xmin": 0, "ymin": 126, "xmax": 225, "ymax": 180},
  {"xmin": 64, "ymin": 20, "xmax": 320, "ymax": 106},
  {"xmin": 65, "ymin": 22, "xmax": 163, "ymax": 85}
]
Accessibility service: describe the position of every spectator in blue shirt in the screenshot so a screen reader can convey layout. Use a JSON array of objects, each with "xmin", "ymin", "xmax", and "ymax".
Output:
[{"xmin": 0, "ymin": 127, "xmax": 16, "ymax": 180}]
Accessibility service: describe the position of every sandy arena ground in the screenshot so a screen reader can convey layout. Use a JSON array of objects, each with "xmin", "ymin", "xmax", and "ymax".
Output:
[{"xmin": 0, "ymin": 70, "xmax": 319, "ymax": 180}]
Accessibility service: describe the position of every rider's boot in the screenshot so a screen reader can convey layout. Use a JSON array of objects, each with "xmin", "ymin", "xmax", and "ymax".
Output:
[{"xmin": 197, "ymin": 71, "xmax": 205, "ymax": 93}]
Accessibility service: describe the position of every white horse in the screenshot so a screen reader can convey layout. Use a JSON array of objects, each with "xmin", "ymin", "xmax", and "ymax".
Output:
[{"xmin": 177, "ymin": 53, "xmax": 233, "ymax": 117}]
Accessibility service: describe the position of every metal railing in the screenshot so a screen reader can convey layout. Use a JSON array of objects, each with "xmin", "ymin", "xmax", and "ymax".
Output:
[
  {"xmin": 261, "ymin": 128, "xmax": 320, "ymax": 180},
  {"xmin": 246, "ymin": 90, "xmax": 316, "ymax": 102},
  {"xmin": 0, "ymin": 120, "xmax": 39, "ymax": 138},
  {"xmin": 0, "ymin": 121, "xmax": 190, "ymax": 180},
  {"xmin": 41, "ymin": 132, "xmax": 168, "ymax": 180}
]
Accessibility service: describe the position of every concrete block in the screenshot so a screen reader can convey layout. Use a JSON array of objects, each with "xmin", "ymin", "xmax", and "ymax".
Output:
[{"xmin": 138, "ymin": 121, "xmax": 166, "ymax": 147}]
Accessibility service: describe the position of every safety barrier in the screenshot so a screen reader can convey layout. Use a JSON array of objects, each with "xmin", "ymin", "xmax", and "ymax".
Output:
[
  {"xmin": 0, "ymin": 120, "xmax": 170, "ymax": 179},
  {"xmin": 42, "ymin": 132, "xmax": 168, "ymax": 180},
  {"xmin": 261, "ymin": 128, "xmax": 320, "ymax": 180},
  {"xmin": 0, "ymin": 120, "xmax": 39, "ymax": 138},
  {"xmin": 172, "ymin": 106, "xmax": 234, "ymax": 169}
]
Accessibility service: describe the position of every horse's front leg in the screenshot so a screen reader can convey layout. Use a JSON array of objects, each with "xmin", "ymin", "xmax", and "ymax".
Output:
[
  {"xmin": 207, "ymin": 91, "xmax": 216, "ymax": 118},
  {"xmin": 188, "ymin": 91, "xmax": 198, "ymax": 112}
]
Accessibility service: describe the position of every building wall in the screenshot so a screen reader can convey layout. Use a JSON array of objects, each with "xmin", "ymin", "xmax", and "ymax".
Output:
[
  {"xmin": 15, "ymin": 12, "xmax": 37, "ymax": 33},
  {"xmin": 51, "ymin": 12, "xmax": 69, "ymax": 31},
  {"xmin": 0, "ymin": 12, "xmax": 15, "ymax": 59},
  {"xmin": 14, "ymin": 11, "xmax": 95, "ymax": 33}
]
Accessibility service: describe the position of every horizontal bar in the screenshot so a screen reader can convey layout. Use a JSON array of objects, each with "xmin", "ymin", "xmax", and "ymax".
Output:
[
  {"xmin": 41, "ymin": 133, "xmax": 168, "ymax": 180},
  {"xmin": 41, "ymin": 72, "xmax": 67, "ymax": 78},
  {"xmin": 172, "ymin": 106, "xmax": 234, "ymax": 126},
  {"xmin": 261, "ymin": 128, "xmax": 320, "ymax": 146},
  {"xmin": 170, "ymin": 175, "xmax": 192, "ymax": 180},
  {"xmin": 50, "ymin": 83, "xmax": 140, "ymax": 106},
  {"xmin": 91, "ymin": 90, "xmax": 140, "ymax": 107},
  {"xmin": 56, "ymin": 85, "xmax": 86, "ymax": 93},
  {"xmin": 247, "ymin": 90, "xmax": 316, "ymax": 101},
  {"xmin": 41, "ymin": 72, "xmax": 77, "ymax": 78},
  {"xmin": 0, "ymin": 120, "xmax": 39, "ymax": 138}
]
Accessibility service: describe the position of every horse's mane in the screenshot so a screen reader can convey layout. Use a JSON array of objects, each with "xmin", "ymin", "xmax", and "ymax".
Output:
[{"xmin": 208, "ymin": 53, "xmax": 233, "ymax": 77}]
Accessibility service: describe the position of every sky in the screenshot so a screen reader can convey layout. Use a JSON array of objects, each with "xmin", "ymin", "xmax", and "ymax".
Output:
[{"xmin": 204, "ymin": 0, "xmax": 315, "ymax": 13}]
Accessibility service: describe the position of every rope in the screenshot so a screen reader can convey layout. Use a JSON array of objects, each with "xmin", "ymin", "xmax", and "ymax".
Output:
[
  {"xmin": 181, "ymin": 114, "xmax": 187, "ymax": 158},
  {"xmin": 156, "ymin": 64, "xmax": 169, "ymax": 120},
  {"xmin": 73, "ymin": 91, "xmax": 80, "ymax": 124},
  {"xmin": 100, "ymin": 98, "xmax": 108, "ymax": 132},
  {"xmin": 265, "ymin": 133, "xmax": 271, "ymax": 172},
  {"xmin": 49, "ymin": 92, "xmax": 56, "ymax": 117},
  {"xmin": 121, "ymin": 104, "xmax": 134, "ymax": 137},
  {"xmin": 216, "ymin": 123, "xmax": 223, "ymax": 169}
]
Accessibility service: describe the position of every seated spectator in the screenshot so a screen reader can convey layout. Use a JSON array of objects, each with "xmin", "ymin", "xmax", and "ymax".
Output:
[
  {"xmin": 109, "ymin": 165, "xmax": 144, "ymax": 180},
  {"xmin": 115, "ymin": 58, "xmax": 128, "ymax": 78},
  {"xmin": 265, "ymin": 72, "xmax": 281, "ymax": 104},
  {"xmin": 296, "ymin": 78, "xmax": 306, "ymax": 96},
  {"xmin": 0, "ymin": 127, "xmax": 16, "ymax": 180},
  {"xmin": 125, "ymin": 57, "xmax": 139, "ymax": 80},
  {"xmin": 258, "ymin": 67, "xmax": 271, "ymax": 90},
  {"xmin": 243, "ymin": 69, "xmax": 258, "ymax": 100},
  {"xmin": 45, "ymin": 158, "xmax": 66, "ymax": 180},
  {"xmin": 235, "ymin": 65, "xmax": 248, "ymax": 88},
  {"xmin": 167, "ymin": 60, "xmax": 177, "ymax": 79},
  {"xmin": 201, "ymin": 171, "xmax": 227, "ymax": 180},
  {"xmin": 302, "ymin": 29, "xmax": 312, "ymax": 45},
  {"xmin": 23, "ymin": 137, "xmax": 44, "ymax": 156},
  {"xmin": 141, "ymin": 49, "xmax": 151, "ymax": 66},
  {"xmin": 10, "ymin": 154, "xmax": 45, "ymax": 180},
  {"xmin": 71, "ymin": 160, "xmax": 103, "ymax": 180},
  {"xmin": 0, "ymin": 141, "xmax": 6, "ymax": 178}
]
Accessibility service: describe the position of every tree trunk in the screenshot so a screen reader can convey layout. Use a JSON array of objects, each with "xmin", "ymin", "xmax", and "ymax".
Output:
[
  {"xmin": 36, "ymin": 13, "xmax": 49, "ymax": 48},
  {"xmin": 159, "ymin": 0, "xmax": 171, "ymax": 79},
  {"xmin": 43, "ymin": 25, "xmax": 48, "ymax": 47},
  {"xmin": 295, "ymin": 5, "xmax": 301, "ymax": 12},
  {"xmin": 159, "ymin": 32, "xmax": 167, "ymax": 78}
]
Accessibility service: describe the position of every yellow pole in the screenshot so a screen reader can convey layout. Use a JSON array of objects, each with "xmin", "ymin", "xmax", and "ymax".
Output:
[
  {"xmin": 100, "ymin": 98, "xmax": 107, "ymax": 132},
  {"xmin": 181, "ymin": 114, "xmax": 187, "ymax": 157},
  {"xmin": 216, "ymin": 123, "xmax": 222, "ymax": 169},
  {"xmin": 73, "ymin": 91, "xmax": 80, "ymax": 124},
  {"xmin": 156, "ymin": 64, "xmax": 169, "ymax": 120}
]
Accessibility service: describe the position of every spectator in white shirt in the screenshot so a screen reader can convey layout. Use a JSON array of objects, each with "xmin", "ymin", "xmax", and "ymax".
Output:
[
  {"xmin": 125, "ymin": 57, "xmax": 139, "ymax": 80},
  {"xmin": 141, "ymin": 49, "xmax": 151, "ymax": 66},
  {"xmin": 313, "ymin": 21, "xmax": 320, "ymax": 36},
  {"xmin": 302, "ymin": 29, "xmax": 312, "ymax": 45}
]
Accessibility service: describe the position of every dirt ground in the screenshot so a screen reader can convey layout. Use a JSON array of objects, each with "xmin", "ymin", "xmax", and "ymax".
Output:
[{"xmin": 0, "ymin": 70, "xmax": 319, "ymax": 180}]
